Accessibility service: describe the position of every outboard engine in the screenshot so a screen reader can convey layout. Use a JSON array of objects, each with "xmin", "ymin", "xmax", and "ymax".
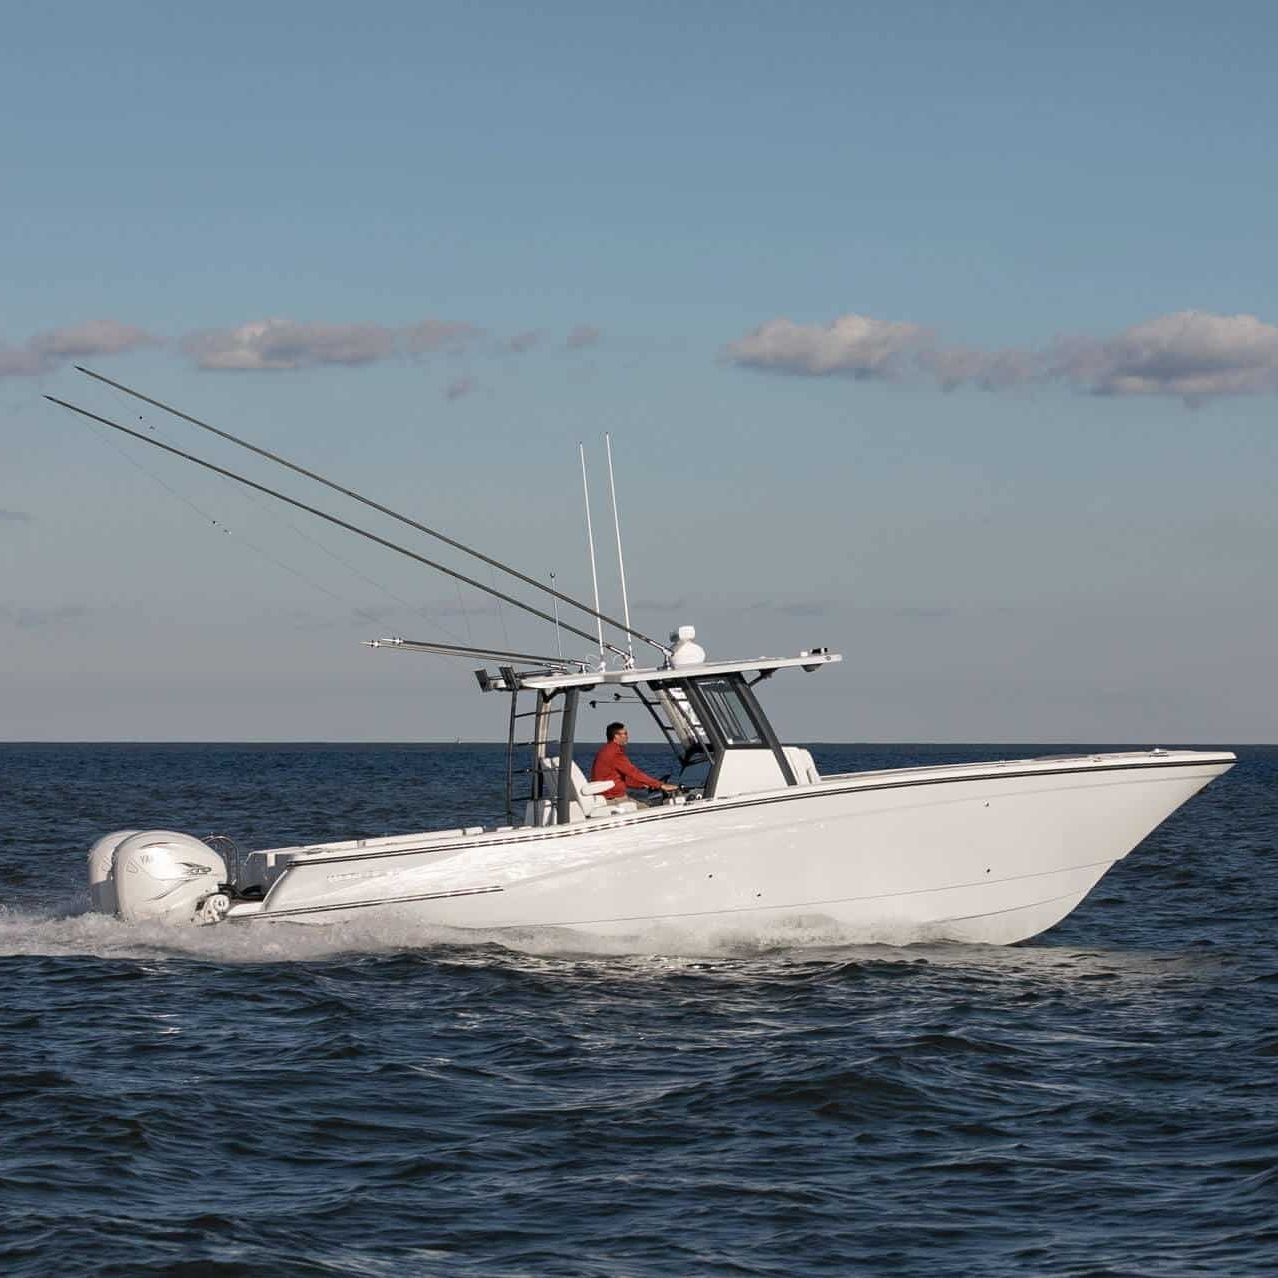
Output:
[
  {"xmin": 87, "ymin": 828, "xmax": 141, "ymax": 915},
  {"xmin": 97, "ymin": 830, "xmax": 230, "ymax": 925}
]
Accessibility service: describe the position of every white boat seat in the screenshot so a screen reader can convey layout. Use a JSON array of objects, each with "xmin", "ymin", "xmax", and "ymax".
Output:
[
  {"xmin": 783, "ymin": 747, "xmax": 821, "ymax": 785},
  {"xmin": 538, "ymin": 757, "xmax": 638, "ymax": 823}
]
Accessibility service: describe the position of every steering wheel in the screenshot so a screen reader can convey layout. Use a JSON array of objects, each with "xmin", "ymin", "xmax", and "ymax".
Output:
[{"xmin": 651, "ymin": 774, "xmax": 687, "ymax": 803}]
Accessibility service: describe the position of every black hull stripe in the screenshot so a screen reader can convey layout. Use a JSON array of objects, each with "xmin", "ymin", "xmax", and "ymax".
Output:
[
  {"xmin": 255, "ymin": 883, "xmax": 504, "ymax": 920},
  {"xmin": 266, "ymin": 754, "xmax": 1234, "ymax": 871}
]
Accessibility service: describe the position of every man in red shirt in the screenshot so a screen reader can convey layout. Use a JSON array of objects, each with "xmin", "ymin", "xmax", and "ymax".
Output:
[{"xmin": 591, "ymin": 722, "xmax": 679, "ymax": 802}]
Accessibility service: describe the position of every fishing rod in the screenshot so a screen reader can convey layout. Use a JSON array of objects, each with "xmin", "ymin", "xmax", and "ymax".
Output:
[
  {"xmin": 74, "ymin": 366, "xmax": 669, "ymax": 657},
  {"xmin": 45, "ymin": 395, "xmax": 632, "ymax": 660}
]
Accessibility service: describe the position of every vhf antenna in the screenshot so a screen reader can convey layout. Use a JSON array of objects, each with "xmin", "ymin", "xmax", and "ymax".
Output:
[
  {"xmin": 604, "ymin": 432, "xmax": 635, "ymax": 668},
  {"xmin": 578, "ymin": 442, "xmax": 606, "ymax": 669},
  {"xmin": 550, "ymin": 570, "xmax": 564, "ymax": 659}
]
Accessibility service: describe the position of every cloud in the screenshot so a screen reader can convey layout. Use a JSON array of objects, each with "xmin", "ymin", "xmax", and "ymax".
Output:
[
  {"xmin": 184, "ymin": 319, "xmax": 397, "ymax": 371},
  {"xmin": 182, "ymin": 315, "xmax": 486, "ymax": 372},
  {"xmin": 444, "ymin": 376, "xmax": 477, "ymax": 401},
  {"xmin": 0, "ymin": 509, "xmax": 32, "ymax": 523},
  {"xmin": 1050, "ymin": 311, "xmax": 1278, "ymax": 402},
  {"xmin": 724, "ymin": 314, "xmax": 929, "ymax": 378},
  {"xmin": 31, "ymin": 320, "xmax": 156, "ymax": 360},
  {"xmin": 566, "ymin": 325, "xmax": 601, "ymax": 349},
  {"xmin": 725, "ymin": 308, "xmax": 1278, "ymax": 404},
  {"xmin": 1, "ymin": 311, "xmax": 596, "ymax": 386},
  {"xmin": 916, "ymin": 345, "xmax": 1040, "ymax": 391},
  {"xmin": 0, "ymin": 320, "xmax": 157, "ymax": 378},
  {"xmin": 0, "ymin": 348, "xmax": 47, "ymax": 377},
  {"xmin": 402, "ymin": 319, "xmax": 482, "ymax": 354}
]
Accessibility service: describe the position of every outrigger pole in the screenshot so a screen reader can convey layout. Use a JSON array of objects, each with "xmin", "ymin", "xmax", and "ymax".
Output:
[
  {"xmin": 365, "ymin": 637, "xmax": 582, "ymax": 668},
  {"xmin": 72, "ymin": 366, "xmax": 670, "ymax": 659},
  {"xmin": 45, "ymin": 394, "xmax": 633, "ymax": 659}
]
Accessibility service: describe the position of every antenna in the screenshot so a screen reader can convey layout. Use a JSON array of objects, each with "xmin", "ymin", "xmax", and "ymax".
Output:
[
  {"xmin": 579, "ymin": 442, "xmax": 606, "ymax": 667},
  {"xmin": 550, "ymin": 571, "xmax": 564, "ymax": 659},
  {"xmin": 604, "ymin": 432, "xmax": 634, "ymax": 668}
]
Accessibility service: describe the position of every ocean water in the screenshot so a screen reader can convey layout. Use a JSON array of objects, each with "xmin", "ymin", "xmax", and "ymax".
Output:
[{"xmin": 2, "ymin": 742, "xmax": 1274, "ymax": 1277}]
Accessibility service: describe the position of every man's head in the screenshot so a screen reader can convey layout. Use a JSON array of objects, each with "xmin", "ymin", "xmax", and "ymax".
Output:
[{"xmin": 606, "ymin": 722, "xmax": 628, "ymax": 743}]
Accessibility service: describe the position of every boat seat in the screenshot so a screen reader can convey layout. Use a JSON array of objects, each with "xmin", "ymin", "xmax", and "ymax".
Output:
[
  {"xmin": 783, "ymin": 747, "xmax": 821, "ymax": 785},
  {"xmin": 538, "ymin": 756, "xmax": 638, "ymax": 823}
]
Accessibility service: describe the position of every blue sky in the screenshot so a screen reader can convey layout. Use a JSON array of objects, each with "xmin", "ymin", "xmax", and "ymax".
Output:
[{"xmin": 3, "ymin": 1, "xmax": 1276, "ymax": 741}]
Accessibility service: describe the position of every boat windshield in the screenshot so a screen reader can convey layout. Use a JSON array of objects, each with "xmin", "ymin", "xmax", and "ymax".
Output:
[{"xmin": 694, "ymin": 677, "xmax": 765, "ymax": 746}]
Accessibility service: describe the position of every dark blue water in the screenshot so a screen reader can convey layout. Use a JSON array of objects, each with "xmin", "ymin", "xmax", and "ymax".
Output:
[{"xmin": 3, "ymin": 744, "xmax": 1275, "ymax": 1276}]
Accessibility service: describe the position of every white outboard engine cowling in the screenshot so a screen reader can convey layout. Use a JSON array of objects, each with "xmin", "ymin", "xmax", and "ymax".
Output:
[
  {"xmin": 110, "ymin": 830, "xmax": 229, "ymax": 925},
  {"xmin": 87, "ymin": 828, "xmax": 141, "ymax": 915}
]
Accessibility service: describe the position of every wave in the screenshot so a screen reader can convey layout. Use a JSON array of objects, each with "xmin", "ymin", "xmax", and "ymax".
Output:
[{"xmin": 0, "ymin": 901, "xmax": 1223, "ymax": 987}]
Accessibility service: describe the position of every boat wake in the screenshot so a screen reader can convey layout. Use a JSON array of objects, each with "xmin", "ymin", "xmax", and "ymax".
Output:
[
  {"xmin": 0, "ymin": 899, "xmax": 956, "ymax": 963},
  {"xmin": 0, "ymin": 904, "xmax": 930, "ymax": 961},
  {"xmin": 0, "ymin": 901, "xmax": 1216, "ymax": 982}
]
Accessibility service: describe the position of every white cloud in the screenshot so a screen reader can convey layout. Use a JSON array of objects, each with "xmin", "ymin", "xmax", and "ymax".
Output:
[
  {"xmin": 31, "ymin": 320, "xmax": 156, "ymax": 360},
  {"xmin": 2, "ymin": 311, "xmax": 596, "ymax": 383},
  {"xmin": 0, "ymin": 347, "xmax": 47, "ymax": 377},
  {"xmin": 726, "ymin": 308, "xmax": 1278, "ymax": 404},
  {"xmin": 184, "ymin": 316, "xmax": 486, "ymax": 370},
  {"xmin": 184, "ymin": 319, "xmax": 397, "ymax": 371},
  {"xmin": 1051, "ymin": 311, "xmax": 1278, "ymax": 402},
  {"xmin": 402, "ymin": 319, "xmax": 482, "ymax": 354},
  {"xmin": 0, "ymin": 319, "xmax": 156, "ymax": 378},
  {"xmin": 724, "ymin": 314, "xmax": 929, "ymax": 378}
]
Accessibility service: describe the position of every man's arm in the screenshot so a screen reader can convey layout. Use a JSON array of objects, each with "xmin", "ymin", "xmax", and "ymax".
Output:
[{"xmin": 616, "ymin": 754, "xmax": 669, "ymax": 791}]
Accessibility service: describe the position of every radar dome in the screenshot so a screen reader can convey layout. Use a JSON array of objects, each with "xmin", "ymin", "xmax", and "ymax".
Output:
[{"xmin": 669, "ymin": 625, "xmax": 706, "ymax": 668}]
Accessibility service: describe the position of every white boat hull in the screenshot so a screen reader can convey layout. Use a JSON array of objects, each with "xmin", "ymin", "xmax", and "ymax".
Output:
[{"xmin": 240, "ymin": 750, "xmax": 1233, "ymax": 945}]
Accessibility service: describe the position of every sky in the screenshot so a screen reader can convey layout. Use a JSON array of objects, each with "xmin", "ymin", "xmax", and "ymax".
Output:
[{"xmin": 3, "ymin": 1, "xmax": 1276, "ymax": 743}]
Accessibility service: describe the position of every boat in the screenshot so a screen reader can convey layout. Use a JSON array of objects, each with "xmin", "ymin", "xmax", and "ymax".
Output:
[{"xmin": 50, "ymin": 373, "xmax": 1235, "ymax": 945}]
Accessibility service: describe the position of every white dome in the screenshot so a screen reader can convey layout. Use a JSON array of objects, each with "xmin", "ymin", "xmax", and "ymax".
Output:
[{"xmin": 669, "ymin": 624, "xmax": 706, "ymax": 668}]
